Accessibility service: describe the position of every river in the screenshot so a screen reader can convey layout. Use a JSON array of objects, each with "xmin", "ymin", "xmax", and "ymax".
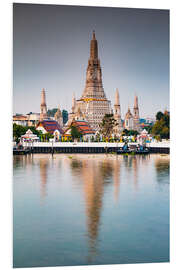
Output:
[{"xmin": 13, "ymin": 153, "xmax": 169, "ymax": 267}]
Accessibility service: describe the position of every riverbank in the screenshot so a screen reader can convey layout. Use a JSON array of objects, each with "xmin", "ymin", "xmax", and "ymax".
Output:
[{"xmin": 13, "ymin": 141, "xmax": 170, "ymax": 155}]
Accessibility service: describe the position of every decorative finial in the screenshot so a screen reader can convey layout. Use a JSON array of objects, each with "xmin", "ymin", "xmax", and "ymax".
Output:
[{"xmin": 92, "ymin": 30, "xmax": 96, "ymax": 40}]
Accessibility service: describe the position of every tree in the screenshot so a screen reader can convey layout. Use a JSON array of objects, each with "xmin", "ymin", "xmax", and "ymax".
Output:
[
  {"xmin": 13, "ymin": 124, "xmax": 44, "ymax": 142},
  {"xmin": 62, "ymin": 110, "xmax": 68, "ymax": 125},
  {"xmin": 122, "ymin": 129, "xmax": 129, "ymax": 136},
  {"xmin": 47, "ymin": 108, "xmax": 58, "ymax": 117},
  {"xmin": 143, "ymin": 125, "xmax": 153, "ymax": 134},
  {"xmin": 156, "ymin": 111, "xmax": 164, "ymax": 121},
  {"xmin": 122, "ymin": 129, "xmax": 139, "ymax": 137},
  {"xmin": 99, "ymin": 114, "xmax": 118, "ymax": 140},
  {"xmin": 13, "ymin": 124, "xmax": 26, "ymax": 142},
  {"xmin": 152, "ymin": 111, "xmax": 170, "ymax": 139},
  {"xmin": 70, "ymin": 126, "xmax": 82, "ymax": 141}
]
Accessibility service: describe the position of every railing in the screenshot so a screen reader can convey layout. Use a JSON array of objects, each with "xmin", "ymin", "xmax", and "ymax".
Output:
[{"xmin": 22, "ymin": 141, "xmax": 170, "ymax": 148}]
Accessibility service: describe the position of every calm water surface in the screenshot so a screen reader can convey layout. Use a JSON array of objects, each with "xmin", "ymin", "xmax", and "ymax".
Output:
[{"xmin": 13, "ymin": 154, "xmax": 169, "ymax": 267}]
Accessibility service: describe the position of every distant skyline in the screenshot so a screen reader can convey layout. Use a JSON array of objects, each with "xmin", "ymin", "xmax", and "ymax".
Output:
[{"xmin": 13, "ymin": 3, "xmax": 169, "ymax": 118}]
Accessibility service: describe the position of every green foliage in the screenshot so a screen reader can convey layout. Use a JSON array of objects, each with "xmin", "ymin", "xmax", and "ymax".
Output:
[
  {"xmin": 99, "ymin": 114, "xmax": 118, "ymax": 139},
  {"xmin": 39, "ymin": 132, "xmax": 54, "ymax": 142},
  {"xmin": 91, "ymin": 136, "xmax": 95, "ymax": 142},
  {"xmin": 13, "ymin": 123, "xmax": 51, "ymax": 142},
  {"xmin": 122, "ymin": 129, "xmax": 139, "ymax": 137},
  {"xmin": 47, "ymin": 108, "xmax": 68, "ymax": 125},
  {"xmin": 13, "ymin": 124, "xmax": 26, "ymax": 142},
  {"xmin": 143, "ymin": 125, "xmax": 153, "ymax": 134},
  {"xmin": 122, "ymin": 129, "xmax": 129, "ymax": 136},
  {"xmin": 152, "ymin": 111, "xmax": 170, "ymax": 139},
  {"xmin": 62, "ymin": 110, "xmax": 68, "ymax": 125},
  {"xmin": 156, "ymin": 111, "xmax": 164, "ymax": 121},
  {"xmin": 70, "ymin": 126, "xmax": 82, "ymax": 140},
  {"xmin": 47, "ymin": 108, "xmax": 58, "ymax": 117}
]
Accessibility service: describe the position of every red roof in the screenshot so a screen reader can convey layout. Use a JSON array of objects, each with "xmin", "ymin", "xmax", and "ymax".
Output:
[
  {"xmin": 71, "ymin": 120, "xmax": 95, "ymax": 135},
  {"xmin": 36, "ymin": 120, "xmax": 64, "ymax": 134}
]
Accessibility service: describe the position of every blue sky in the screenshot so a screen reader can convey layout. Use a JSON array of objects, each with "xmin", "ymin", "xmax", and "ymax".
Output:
[{"xmin": 13, "ymin": 4, "xmax": 169, "ymax": 118}]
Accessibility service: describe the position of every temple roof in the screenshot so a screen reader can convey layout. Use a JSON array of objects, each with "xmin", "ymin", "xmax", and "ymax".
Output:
[
  {"xmin": 36, "ymin": 120, "xmax": 64, "ymax": 134},
  {"xmin": 125, "ymin": 108, "xmax": 133, "ymax": 119},
  {"xmin": 64, "ymin": 120, "xmax": 95, "ymax": 135}
]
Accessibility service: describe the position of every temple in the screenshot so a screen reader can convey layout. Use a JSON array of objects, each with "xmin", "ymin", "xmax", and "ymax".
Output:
[
  {"xmin": 38, "ymin": 31, "xmax": 140, "ymax": 136},
  {"xmin": 69, "ymin": 31, "xmax": 112, "ymax": 130},
  {"xmin": 133, "ymin": 95, "xmax": 140, "ymax": 131},
  {"xmin": 40, "ymin": 88, "xmax": 48, "ymax": 121},
  {"xmin": 113, "ymin": 88, "xmax": 122, "ymax": 134}
]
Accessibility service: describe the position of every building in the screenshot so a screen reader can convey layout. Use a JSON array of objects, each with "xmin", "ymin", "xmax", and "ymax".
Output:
[
  {"xmin": 133, "ymin": 95, "xmax": 140, "ymax": 131},
  {"xmin": 13, "ymin": 113, "xmax": 40, "ymax": 127},
  {"xmin": 54, "ymin": 106, "xmax": 63, "ymax": 127},
  {"xmin": 113, "ymin": 88, "xmax": 122, "ymax": 136},
  {"xmin": 69, "ymin": 31, "xmax": 112, "ymax": 131},
  {"xmin": 36, "ymin": 120, "xmax": 64, "ymax": 141},
  {"xmin": 137, "ymin": 129, "xmax": 152, "ymax": 144},
  {"xmin": 124, "ymin": 107, "xmax": 134, "ymax": 130},
  {"xmin": 63, "ymin": 119, "xmax": 95, "ymax": 141},
  {"xmin": 26, "ymin": 112, "xmax": 40, "ymax": 126},
  {"xmin": 13, "ymin": 114, "xmax": 28, "ymax": 126},
  {"xmin": 20, "ymin": 129, "xmax": 40, "ymax": 142},
  {"xmin": 40, "ymin": 88, "xmax": 48, "ymax": 121}
]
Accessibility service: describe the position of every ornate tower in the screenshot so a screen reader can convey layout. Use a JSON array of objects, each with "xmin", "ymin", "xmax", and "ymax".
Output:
[
  {"xmin": 75, "ymin": 31, "xmax": 111, "ymax": 130},
  {"xmin": 67, "ymin": 93, "xmax": 76, "ymax": 125},
  {"xmin": 40, "ymin": 88, "xmax": 47, "ymax": 121},
  {"xmin": 133, "ymin": 95, "xmax": 140, "ymax": 131},
  {"xmin": 114, "ymin": 88, "xmax": 122, "ymax": 136},
  {"xmin": 54, "ymin": 106, "xmax": 63, "ymax": 127},
  {"xmin": 124, "ymin": 107, "xmax": 133, "ymax": 130}
]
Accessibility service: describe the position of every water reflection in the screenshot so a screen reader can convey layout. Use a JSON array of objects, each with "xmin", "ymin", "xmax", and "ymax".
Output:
[
  {"xmin": 154, "ymin": 155, "xmax": 170, "ymax": 184},
  {"xmin": 13, "ymin": 154, "xmax": 170, "ymax": 267},
  {"xmin": 69, "ymin": 157, "xmax": 105, "ymax": 261},
  {"xmin": 68, "ymin": 156, "xmax": 122, "ymax": 261},
  {"xmin": 39, "ymin": 158, "xmax": 49, "ymax": 199},
  {"xmin": 132, "ymin": 156, "xmax": 138, "ymax": 190},
  {"xmin": 112, "ymin": 157, "xmax": 121, "ymax": 201}
]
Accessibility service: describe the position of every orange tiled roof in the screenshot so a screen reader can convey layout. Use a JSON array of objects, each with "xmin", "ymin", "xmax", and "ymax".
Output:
[
  {"xmin": 72, "ymin": 120, "xmax": 95, "ymax": 135},
  {"xmin": 36, "ymin": 120, "xmax": 64, "ymax": 134}
]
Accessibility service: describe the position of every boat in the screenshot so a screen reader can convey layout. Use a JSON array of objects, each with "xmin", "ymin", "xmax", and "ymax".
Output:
[
  {"xmin": 117, "ymin": 143, "xmax": 149, "ymax": 155},
  {"xmin": 13, "ymin": 144, "xmax": 31, "ymax": 155},
  {"xmin": 135, "ymin": 144, "xmax": 149, "ymax": 154},
  {"xmin": 117, "ymin": 143, "xmax": 131, "ymax": 154}
]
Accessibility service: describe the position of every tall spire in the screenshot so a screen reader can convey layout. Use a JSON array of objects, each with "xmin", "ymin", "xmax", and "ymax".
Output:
[
  {"xmin": 90, "ymin": 30, "xmax": 98, "ymax": 59},
  {"xmin": 41, "ymin": 88, "xmax": 46, "ymax": 106},
  {"xmin": 133, "ymin": 95, "xmax": 140, "ymax": 131},
  {"xmin": 115, "ymin": 88, "xmax": 120, "ymax": 106},
  {"xmin": 79, "ymin": 31, "xmax": 112, "ymax": 131},
  {"xmin": 40, "ymin": 88, "xmax": 47, "ymax": 121},
  {"xmin": 134, "ymin": 95, "xmax": 138, "ymax": 108},
  {"xmin": 114, "ymin": 88, "xmax": 122, "ymax": 135}
]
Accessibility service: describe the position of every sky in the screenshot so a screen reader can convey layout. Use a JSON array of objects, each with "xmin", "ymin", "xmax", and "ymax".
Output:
[{"xmin": 13, "ymin": 3, "xmax": 169, "ymax": 119}]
